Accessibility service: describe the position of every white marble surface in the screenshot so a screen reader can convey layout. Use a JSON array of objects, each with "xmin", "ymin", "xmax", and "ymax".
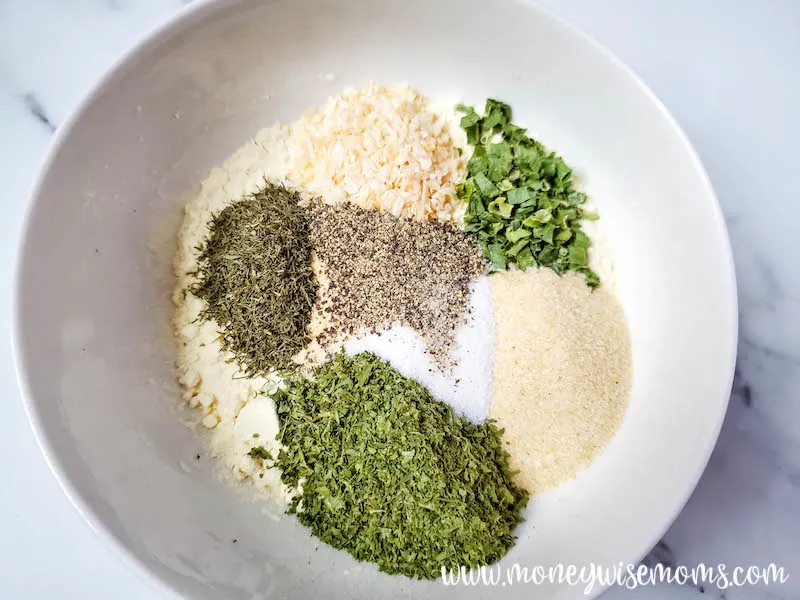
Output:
[{"xmin": 1, "ymin": 0, "xmax": 798, "ymax": 598}]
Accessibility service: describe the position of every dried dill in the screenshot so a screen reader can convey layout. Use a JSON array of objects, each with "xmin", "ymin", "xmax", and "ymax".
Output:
[
  {"xmin": 273, "ymin": 352, "xmax": 529, "ymax": 579},
  {"xmin": 190, "ymin": 183, "xmax": 317, "ymax": 376}
]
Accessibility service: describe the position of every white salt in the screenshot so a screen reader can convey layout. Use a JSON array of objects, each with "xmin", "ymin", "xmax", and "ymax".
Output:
[{"xmin": 344, "ymin": 275, "xmax": 494, "ymax": 423}]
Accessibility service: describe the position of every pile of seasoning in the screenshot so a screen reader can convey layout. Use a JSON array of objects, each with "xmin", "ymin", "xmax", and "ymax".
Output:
[
  {"xmin": 307, "ymin": 201, "xmax": 486, "ymax": 364},
  {"xmin": 456, "ymin": 99, "xmax": 600, "ymax": 286},
  {"xmin": 189, "ymin": 184, "xmax": 317, "ymax": 376},
  {"xmin": 271, "ymin": 352, "xmax": 528, "ymax": 579},
  {"xmin": 489, "ymin": 268, "xmax": 631, "ymax": 493}
]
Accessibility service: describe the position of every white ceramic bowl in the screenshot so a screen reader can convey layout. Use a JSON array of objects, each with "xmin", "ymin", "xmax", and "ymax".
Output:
[{"xmin": 13, "ymin": 0, "xmax": 737, "ymax": 598}]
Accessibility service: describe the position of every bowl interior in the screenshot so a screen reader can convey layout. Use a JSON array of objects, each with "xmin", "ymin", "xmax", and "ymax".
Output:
[{"xmin": 15, "ymin": 0, "xmax": 736, "ymax": 598}]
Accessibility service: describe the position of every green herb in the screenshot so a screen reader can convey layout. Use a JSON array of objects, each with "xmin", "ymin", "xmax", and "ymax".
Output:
[
  {"xmin": 456, "ymin": 100, "xmax": 600, "ymax": 286},
  {"xmin": 190, "ymin": 183, "xmax": 318, "ymax": 375},
  {"xmin": 247, "ymin": 446, "xmax": 272, "ymax": 461},
  {"xmin": 273, "ymin": 352, "xmax": 528, "ymax": 579},
  {"xmin": 252, "ymin": 433, "xmax": 260, "ymax": 439}
]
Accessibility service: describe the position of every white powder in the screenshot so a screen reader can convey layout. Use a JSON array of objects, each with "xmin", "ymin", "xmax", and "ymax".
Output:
[
  {"xmin": 344, "ymin": 276, "xmax": 494, "ymax": 423},
  {"xmin": 172, "ymin": 124, "xmax": 293, "ymax": 503}
]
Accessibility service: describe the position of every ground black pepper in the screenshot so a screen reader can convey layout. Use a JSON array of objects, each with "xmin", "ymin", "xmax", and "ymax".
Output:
[{"xmin": 307, "ymin": 202, "xmax": 486, "ymax": 365}]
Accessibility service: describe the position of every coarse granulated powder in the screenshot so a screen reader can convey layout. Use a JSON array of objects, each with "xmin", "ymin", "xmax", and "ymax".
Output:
[{"xmin": 489, "ymin": 268, "xmax": 632, "ymax": 494}]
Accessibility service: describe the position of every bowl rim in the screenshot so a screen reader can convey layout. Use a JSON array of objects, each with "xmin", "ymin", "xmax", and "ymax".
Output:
[{"xmin": 11, "ymin": 0, "xmax": 738, "ymax": 598}]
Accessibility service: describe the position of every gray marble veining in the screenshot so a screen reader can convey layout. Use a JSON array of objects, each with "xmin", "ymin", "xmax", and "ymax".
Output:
[{"xmin": 20, "ymin": 92, "xmax": 57, "ymax": 133}]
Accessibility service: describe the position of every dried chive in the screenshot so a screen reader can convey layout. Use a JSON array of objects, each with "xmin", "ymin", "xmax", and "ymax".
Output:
[
  {"xmin": 456, "ymin": 100, "xmax": 600, "ymax": 286},
  {"xmin": 190, "ymin": 183, "xmax": 317, "ymax": 376}
]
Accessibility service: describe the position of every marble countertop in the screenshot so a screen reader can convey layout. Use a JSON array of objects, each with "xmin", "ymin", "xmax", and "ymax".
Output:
[{"xmin": 1, "ymin": 0, "xmax": 798, "ymax": 598}]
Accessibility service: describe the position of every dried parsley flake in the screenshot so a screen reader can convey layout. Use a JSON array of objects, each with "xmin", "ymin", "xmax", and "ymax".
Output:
[
  {"xmin": 247, "ymin": 446, "xmax": 272, "ymax": 461},
  {"xmin": 190, "ymin": 183, "xmax": 317, "ymax": 376},
  {"xmin": 273, "ymin": 352, "xmax": 529, "ymax": 579}
]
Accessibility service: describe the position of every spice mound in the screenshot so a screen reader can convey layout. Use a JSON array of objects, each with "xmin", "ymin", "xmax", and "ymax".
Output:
[
  {"xmin": 272, "ymin": 352, "xmax": 528, "ymax": 579},
  {"xmin": 489, "ymin": 268, "xmax": 632, "ymax": 493},
  {"xmin": 288, "ymin": 83, "xmax": 466, "ymax": 223},
  {"xmin": 456, "ymin": 99, "xmax": 599, "ymax": 286},
  {"xmin": 307, "ymin": 201, "xmax": 486, "ymax": 365},
  {"xmin": 189, "ymin": 184, "xmax": 317, "ymax": 376}
]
